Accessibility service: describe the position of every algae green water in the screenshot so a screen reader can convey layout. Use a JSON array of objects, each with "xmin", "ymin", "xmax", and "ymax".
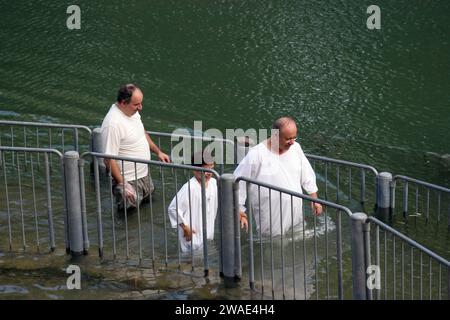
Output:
[{"xmin": 0, "ymin": 1, "xmax": 449, "ymax": 299}]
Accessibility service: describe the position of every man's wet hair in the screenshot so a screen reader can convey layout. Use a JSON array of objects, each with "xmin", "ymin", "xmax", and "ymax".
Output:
[
  {"xmin": 190, "ymin": 150, "xmax": 214, "ymax": 167},
  {"xmin": 272, "ymin": 117, "xmax": 296, "ymax": 130},
  {"xmin": 117, "ymin": 84, "xmax": 141, "ymax": 104}
]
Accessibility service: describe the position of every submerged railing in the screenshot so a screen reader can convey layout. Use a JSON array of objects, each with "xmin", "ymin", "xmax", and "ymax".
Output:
[
  {"xmin": 234, "ymin": 176, "xmax": 353, "ymax": 300},
  {"xmin": 391, "ymin": 175, "xmax": 450, "ymax": 225},
  {"xmin": 0, "ymin": 120, "xmax": 92, "ymax": 154},
  {"xmin": 1, "ymin": 121, "xmax": 450, "ymax": 300},
  {"xmin": 358, "ymin": 214, "xmax": 450, "ymax": 300},
  {"xmin": 78, "ymin": 151, "xmax": 221, "ymax": 276},
  {"xmin": 0, "ymin": 146, "xmax": 63, "ymax": 253},
  {"xmin": 147, "ymin": 130, "xmax": 236, "ymax": 174},
  {"xmin": 306, "ymin": 154, "xmax": 379, "ymax": 211}
]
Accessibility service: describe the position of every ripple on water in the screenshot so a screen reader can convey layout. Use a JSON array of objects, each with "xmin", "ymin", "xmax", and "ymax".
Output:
[
  {"xmin": 0, "ymin": 285, "xmax": 29, "ymax": 294},
  {"xmin": 33, "ymin": 284, "xmax": 66, "ymax": 291},
  {"xmin": 0, "ymin": 110, "xmax": 20, "ymax": 117}
]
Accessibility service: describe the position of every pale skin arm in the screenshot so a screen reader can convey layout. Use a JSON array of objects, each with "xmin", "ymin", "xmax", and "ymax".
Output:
[
  {"xmin": 309, "ymin": 192, "xmax": 323, "ymax": 216},
  {"xmin": 104, "ymin": 132, "xmax": 170, "ymax": 182},
  {"xmin": 104, "ymin": 159, "xmax": 136, "ymax": 203},
  {"xmin": 145, "ymin": 132, "xmax": 170, "ymax": 163},
  {"xmin": 235, "ymin": 211, "xmax": 249, "ymax": 232},
  {"xmin": 179, "ymin": 223, "xmax": 196, "ymax": 241},
  {"xmin": 104, "ymin": 158, "xmax": 124, "ymax": 184}
]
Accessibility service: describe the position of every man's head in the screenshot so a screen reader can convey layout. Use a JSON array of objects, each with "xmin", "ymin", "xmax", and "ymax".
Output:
[
  {"xmin": 116, "ymin": 84, "xmax": 143, "ymax": 117},
  {"xmin": 272, "ymin": 117, "xmax": 298, "ymax": 154},
  {"xmin": 191, "ymin": 150, "xmax": 215, "ymax": 183}
]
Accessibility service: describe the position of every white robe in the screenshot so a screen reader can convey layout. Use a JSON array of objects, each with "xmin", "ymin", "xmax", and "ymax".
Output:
[
  {"xmin": 233, "ymin": 141, "xmax": 318, "ymax": 237},
  {"xmin": 168, "ymin": 177, "xmax": 218, "ymax": 252}
]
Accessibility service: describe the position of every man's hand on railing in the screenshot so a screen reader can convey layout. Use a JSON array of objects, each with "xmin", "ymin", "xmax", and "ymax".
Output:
[
  {"xmin": 311, "ymin": 202, "xmax": 323, "ymax": 216},
  {"xmin": 157, "ymin": 151, "xmax": 171, "ymax": 163},
  {"xmin": 118, "ymin": 181, "xmax": 137, "ymax": 207},
  {"xmin": 180, "ymin": 223, "xmax": 195, "ymax": 241},
  {"xmin": 240, "ymin": 211, "xmax": 248, "ymax": 232}
]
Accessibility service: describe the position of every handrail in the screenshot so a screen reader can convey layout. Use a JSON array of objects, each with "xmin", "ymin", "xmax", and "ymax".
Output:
[
  {"xmin": 235, "ymin": 175, "xmax": 353, "ymax": 217},
  {"xmin": 367, "ymin": 216, "xmax": 450, "ymax": 267},
  {"xmin": 305, "ymin": 153, "xmax": 379, "ymax": 176},
  {"xmin": 147, "ymin": 130, "xmax": 235, "ymax": 146},
  {"xmin": 0, "ymin": 120, "xmax": 92, "ymax": 134},
  {"xmin": 80, "ymin": 151, "xmax": 221, "ymax": 180},
  {"xmin": 0, "ymin": 146, "xmax": 63, "ymax": 158},
  {"xmin": 393, "ymin": 175, "xmax": 450, "ymax": 194}
]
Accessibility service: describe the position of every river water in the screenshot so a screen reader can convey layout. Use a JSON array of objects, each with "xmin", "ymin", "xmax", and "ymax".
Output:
[{"xmin": 0, "ymin": 0, "xmax": 449, "ymax": 299}]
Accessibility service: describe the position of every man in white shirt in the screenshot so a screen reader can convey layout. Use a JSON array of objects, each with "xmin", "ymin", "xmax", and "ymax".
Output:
[
  {"xmin": 233, "ymin": 117, "xmax": 323, "ymax": 237},
  {"xmin": 101, "ymin": 84, "xmax": 170, "ymax": 212}
]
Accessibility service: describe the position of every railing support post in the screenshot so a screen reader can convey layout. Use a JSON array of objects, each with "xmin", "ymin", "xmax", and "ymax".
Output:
[
  {"xmin": 91, "ymin": 128, "xmax": 106, "ymax": 173},
  {"xmin": 233, "ymin": 180, "xmax": 242, "ymax": 280},
  {"xmin": 220, "ymin": 174, "xmax": 239, "ymax": 287},
  {"xmin": 64, "ymin": 151, "xmax": 84, "ymax": 257},
  {"xmin": 376, "ymin": 172, "xmax": 392, "ymax": 221},
  {"xmin": 363, "ymin": 220, "xmax": 372, "ymax": 300},
  {"xmin": 351, "ymin": 212, "xmax": 368, "ymax": 300}
]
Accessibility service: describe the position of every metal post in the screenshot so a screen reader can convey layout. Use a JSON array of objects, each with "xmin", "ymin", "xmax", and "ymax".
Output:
[
  {"xmin": 91, "ymin": 128, "xmax": 106, "ymax": 172},
  {"xmin": 64, "ymin": 151, "xmax": 84, "ymax": 257},
  {"xmin": 376, "ymin": 172, "xmax": 392, "ymax": 221},
  {"xmin": 351, "ymin": 212, "xmax": 368, "ymax": 300},
  {"xmin": 220, "ymin": 174, "xmax": 237, "ymax": 287},
  {"xmin": 201, "ymin": 173, "xmax": 209, "ymax": 277},
  {"xmin": 78, "ymin": 158, "xmax": 89, "ymax": 254},
  {"xmin": 233, "ymin": 181, "xmax": 242, "ymax": 280},
  {"xmin": 363, "ymin": 221, "xmax": 372, "ymax": 300}
]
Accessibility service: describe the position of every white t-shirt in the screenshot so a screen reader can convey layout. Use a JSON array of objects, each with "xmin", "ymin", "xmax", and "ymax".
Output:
[
  {"xmin": 100, "ymin": 104, "xmax": 150, "ymax": 181},
  {"xmin": 167, "ymin": 177, "xmax": 218, "ymax": 253},
  {"xmin": 233, "ymin": 141, "xmax": 318, "ymax": 236}
]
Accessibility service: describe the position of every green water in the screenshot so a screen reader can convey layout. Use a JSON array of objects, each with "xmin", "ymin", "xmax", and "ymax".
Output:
[{"xmin": 1, "ymin": 0, "xmax": 449, "ymax": 299}]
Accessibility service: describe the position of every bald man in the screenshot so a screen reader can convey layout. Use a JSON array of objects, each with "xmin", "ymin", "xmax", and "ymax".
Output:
[
  {"xmin": 233, "ymin": 117, "xmax": 322, "ymax": 237},
  {"xmin": 101, "ymin": 84, "xmax": 170, "ymax": 212}
]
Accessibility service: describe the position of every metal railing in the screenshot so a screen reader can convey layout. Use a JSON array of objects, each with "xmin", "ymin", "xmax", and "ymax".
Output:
[
  {"xmin": 0, "ymin": 146, "xmax": 63, "ymax": 253},
  {"xmin": 147, "ymin": 130, "xmax": 236, "ymax": 174},
  {"xmin": 306, "ymin": 154, "xmax": 379, "ymax": 211},
  {"xmin": 0, "ymin": 120, "xmax": 92, "ymax": 155},
  {"xmin": 1, "ymin": 122, "xmax": 450, "ymax": 300},
  {"xmin": 391, "ymin": 175, "xmax": 450, "ymax": 224},
  {"xmin": 364, "ymin": 215, "xmax": 450, "ymax": 300},
  {"xmin": 79, "ymin": 151, "xmax": 221, "ymax": 276},
  {"xmin": 234, "ymin": 176, "xmax": 354, "ymax": 300}
]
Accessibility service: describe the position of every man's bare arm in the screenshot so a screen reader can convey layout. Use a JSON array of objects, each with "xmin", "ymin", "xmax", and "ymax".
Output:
[
  {"xmin": 145, "ymin": 132, "xmax": 170, "ymax": 162},
  {"xmin": 104, "ymin": 158, "xmax": 124, "ymax": 184},
  {"xmin": 309, "ymin": 192, "xmax": 323, "ymax": 215}
]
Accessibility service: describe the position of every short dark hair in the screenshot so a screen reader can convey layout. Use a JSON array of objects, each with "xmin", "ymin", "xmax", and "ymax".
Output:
[
  {"xmin": 117, "ymin": 84, "xmax": 141, "ymax": 104},
  {"xmin": 190, "ymin": 150, "xmax": 214, "ymax": 167},
  {"xmin": 272, "ymin": 117, "xmax": 296, "ymax": 130}
]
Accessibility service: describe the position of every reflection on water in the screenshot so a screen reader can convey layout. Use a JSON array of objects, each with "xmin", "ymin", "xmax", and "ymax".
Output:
[{"xmin": 241, "ymin": 214, "xmax": 338, "ymax": 300}]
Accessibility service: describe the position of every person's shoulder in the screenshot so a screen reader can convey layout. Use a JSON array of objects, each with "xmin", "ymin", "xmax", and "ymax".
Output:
[
  {"xmin": 292, "ymin": 141, "xmax": 303, "ymax": 153},
  {"xmin": 247, "ymin": 142, "xmax": 267, "ymax": 156},
  {"xmin": 176, "ymin": 179, "xmax": 192, "ymax": 195},
  {"xmin": 133, "ymin": 111, "xmax": 142, "ymax": 120},
  {"xmin": 103, "ymin": 104, "xmax": 124, "ymax": 125}
]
